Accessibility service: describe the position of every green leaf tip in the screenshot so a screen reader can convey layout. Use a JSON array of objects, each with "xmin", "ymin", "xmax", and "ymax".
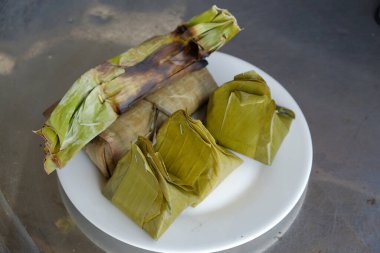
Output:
[{"xmin": 183, "ymin": 5, "xmax": 241, "ymax": 53}]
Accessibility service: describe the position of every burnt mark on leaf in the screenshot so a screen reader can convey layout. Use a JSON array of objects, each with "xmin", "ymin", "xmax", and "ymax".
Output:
[
  {"xmin": 173, "ymin": 25, "xmax": 188, "ymax": 35},
  {"xmin": 110, "ymin": 40, "xmax": 207, "ymax": 113}
]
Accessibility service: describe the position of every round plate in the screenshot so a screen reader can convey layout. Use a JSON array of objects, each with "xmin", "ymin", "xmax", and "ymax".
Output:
[{"xmin": 57, "ymin": 52, "xmax": 313, "ymax": 253}]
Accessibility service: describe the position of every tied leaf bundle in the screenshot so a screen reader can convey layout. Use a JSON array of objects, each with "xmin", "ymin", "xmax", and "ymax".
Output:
[
  {"xmin": 103, "ymin": 110, "xmax": 242, "ymax": 239},
  {"xmin": 85, "ymin": 68, "xmax": 217, "ymax": 178},
  {"xmin": 206, "ymin": 70, "xmax": 295, "ymax": 165},
  {"xmin": 103, "ymin": 138, "xmax": 195, "ymax": 240},
  {"xmin": 35, "ymin": 5, "xmax": 240, "ymax": 174},
  {"xmin": 155, "ymin": 110, "xmax": 243, "ymax": 205}
]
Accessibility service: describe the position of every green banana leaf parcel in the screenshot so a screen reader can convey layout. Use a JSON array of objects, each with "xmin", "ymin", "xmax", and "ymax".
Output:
[
  {"xmin": 103, "ymin": 138, "xmax": 195, "ymax": 239},
  {"xmin": 103, "ymin": 110, "xmax": 242, "ymax": 239},
  {"xmin": 155, "ymin": 110, "xmax": 242, "ymax": 205},
  {"xmin": 206, "ymin": 70, "xmax": 295, "ymax": 165}
]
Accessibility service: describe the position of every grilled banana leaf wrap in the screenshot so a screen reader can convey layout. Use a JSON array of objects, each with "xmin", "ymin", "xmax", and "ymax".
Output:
[
  {"xmin": 85, "ymin": 68, "xmax": 217, "ymax": 178},
  {"xmin": 35, "ymin": 5, "xmax": 240, "ymax": 174}
]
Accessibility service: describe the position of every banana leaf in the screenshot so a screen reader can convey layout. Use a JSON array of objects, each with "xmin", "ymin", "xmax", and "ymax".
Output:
[
  {"xmin": 206, "ymin": 70, "xmax": 295, "ymax": 165},
  {"xmin": 85, "ymin": 68, "xmax": 217, "ymax": 178},
  {"xmin": 35, "ymin": 5, "xmax": 240, "ymax": 174},
  {"xmin": 103, "ymin": 110, "xmax": 242, "ymax": 239},
  {"xmin": 103, "ymin": 137, "xmax": 195, "ymax": 239},
  {"xmin": 155, "ymin": 110, "xmax": 243, "ymax": 205}
]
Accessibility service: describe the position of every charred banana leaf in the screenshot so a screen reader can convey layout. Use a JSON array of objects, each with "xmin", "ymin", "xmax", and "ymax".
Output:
[{"xmin": 35, "ymin": 6, "xmax": 240, "ymax": 174}]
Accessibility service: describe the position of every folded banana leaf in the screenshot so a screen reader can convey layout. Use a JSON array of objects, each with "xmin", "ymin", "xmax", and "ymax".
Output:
[
  {"xmin": 35, "ymin": 5, "xmax": 240, "ymax": 174},
  {"xmin": 85, "ymin": 68, "xmax": 217, "ymax": 178},
  {"xmin": 206, "ymin": 70, "xmax": 295, "ymax": 165},
  {"xmin": 155, "ymin": 110, "xmax": 243, "ymax": 205},
  {"xmin": 103, "ymin": 111, "xmax": 242, "ymax": 239},
  {"xmin": 103, "ymin": 137, "xmax": 196, "ymax": 239}
]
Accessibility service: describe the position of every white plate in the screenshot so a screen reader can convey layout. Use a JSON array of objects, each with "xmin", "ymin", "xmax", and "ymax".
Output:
[{"xmin": 57, "ymin": 52, "xmax": 313, "ymax": 253}]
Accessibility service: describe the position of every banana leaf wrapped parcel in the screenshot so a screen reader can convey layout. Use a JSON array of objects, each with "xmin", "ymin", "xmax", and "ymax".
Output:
[
  {"xmin": 103, "ymin": 138, "xmax": 195, "ymax": 240},
  {"xmin": 85, "ymin": 68, "xmax": 217, "ymax": 178},
  {"xmin": 103, "ymin": 110, "xmax": 242, "ymax": 239},
  {"xmin": 206, "ymin": 70, "xmax": 295, "ymax": 165},
  {"xmin": 35, "ymin": 5, "xmax": 240, "ymax": 174},
  {"xmin": 155, "ymin": 110, "xmax": 243, "ymax": 205}
]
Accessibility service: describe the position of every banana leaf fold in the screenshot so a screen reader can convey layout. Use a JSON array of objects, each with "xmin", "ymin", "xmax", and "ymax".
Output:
[
  {"xmin": 103, "ymin": 110, "xmax": 242, "ymax": 239},
  {"xmin": 35, "ymin": 5, "xmax": 240, "ymax": 174},
  {"xmin": 85, "ymin": 68, "xmax": 217, "ymax": 178},
  {"xmin": 155, "ymin": 110, "xmax": 242, "ymax": 205},
  {"xmin": 206, "ymin": 70, "xmax": 295, "ymax": 165},
  {"xmin": 103, "ymin": 137, "xmax": 195, "ymax": 239}
]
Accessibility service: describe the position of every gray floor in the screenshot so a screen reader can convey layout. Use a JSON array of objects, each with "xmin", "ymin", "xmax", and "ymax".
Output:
[{"xmin": 0, "ymin": 0, "xmax": 379, "ymax": 252}]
